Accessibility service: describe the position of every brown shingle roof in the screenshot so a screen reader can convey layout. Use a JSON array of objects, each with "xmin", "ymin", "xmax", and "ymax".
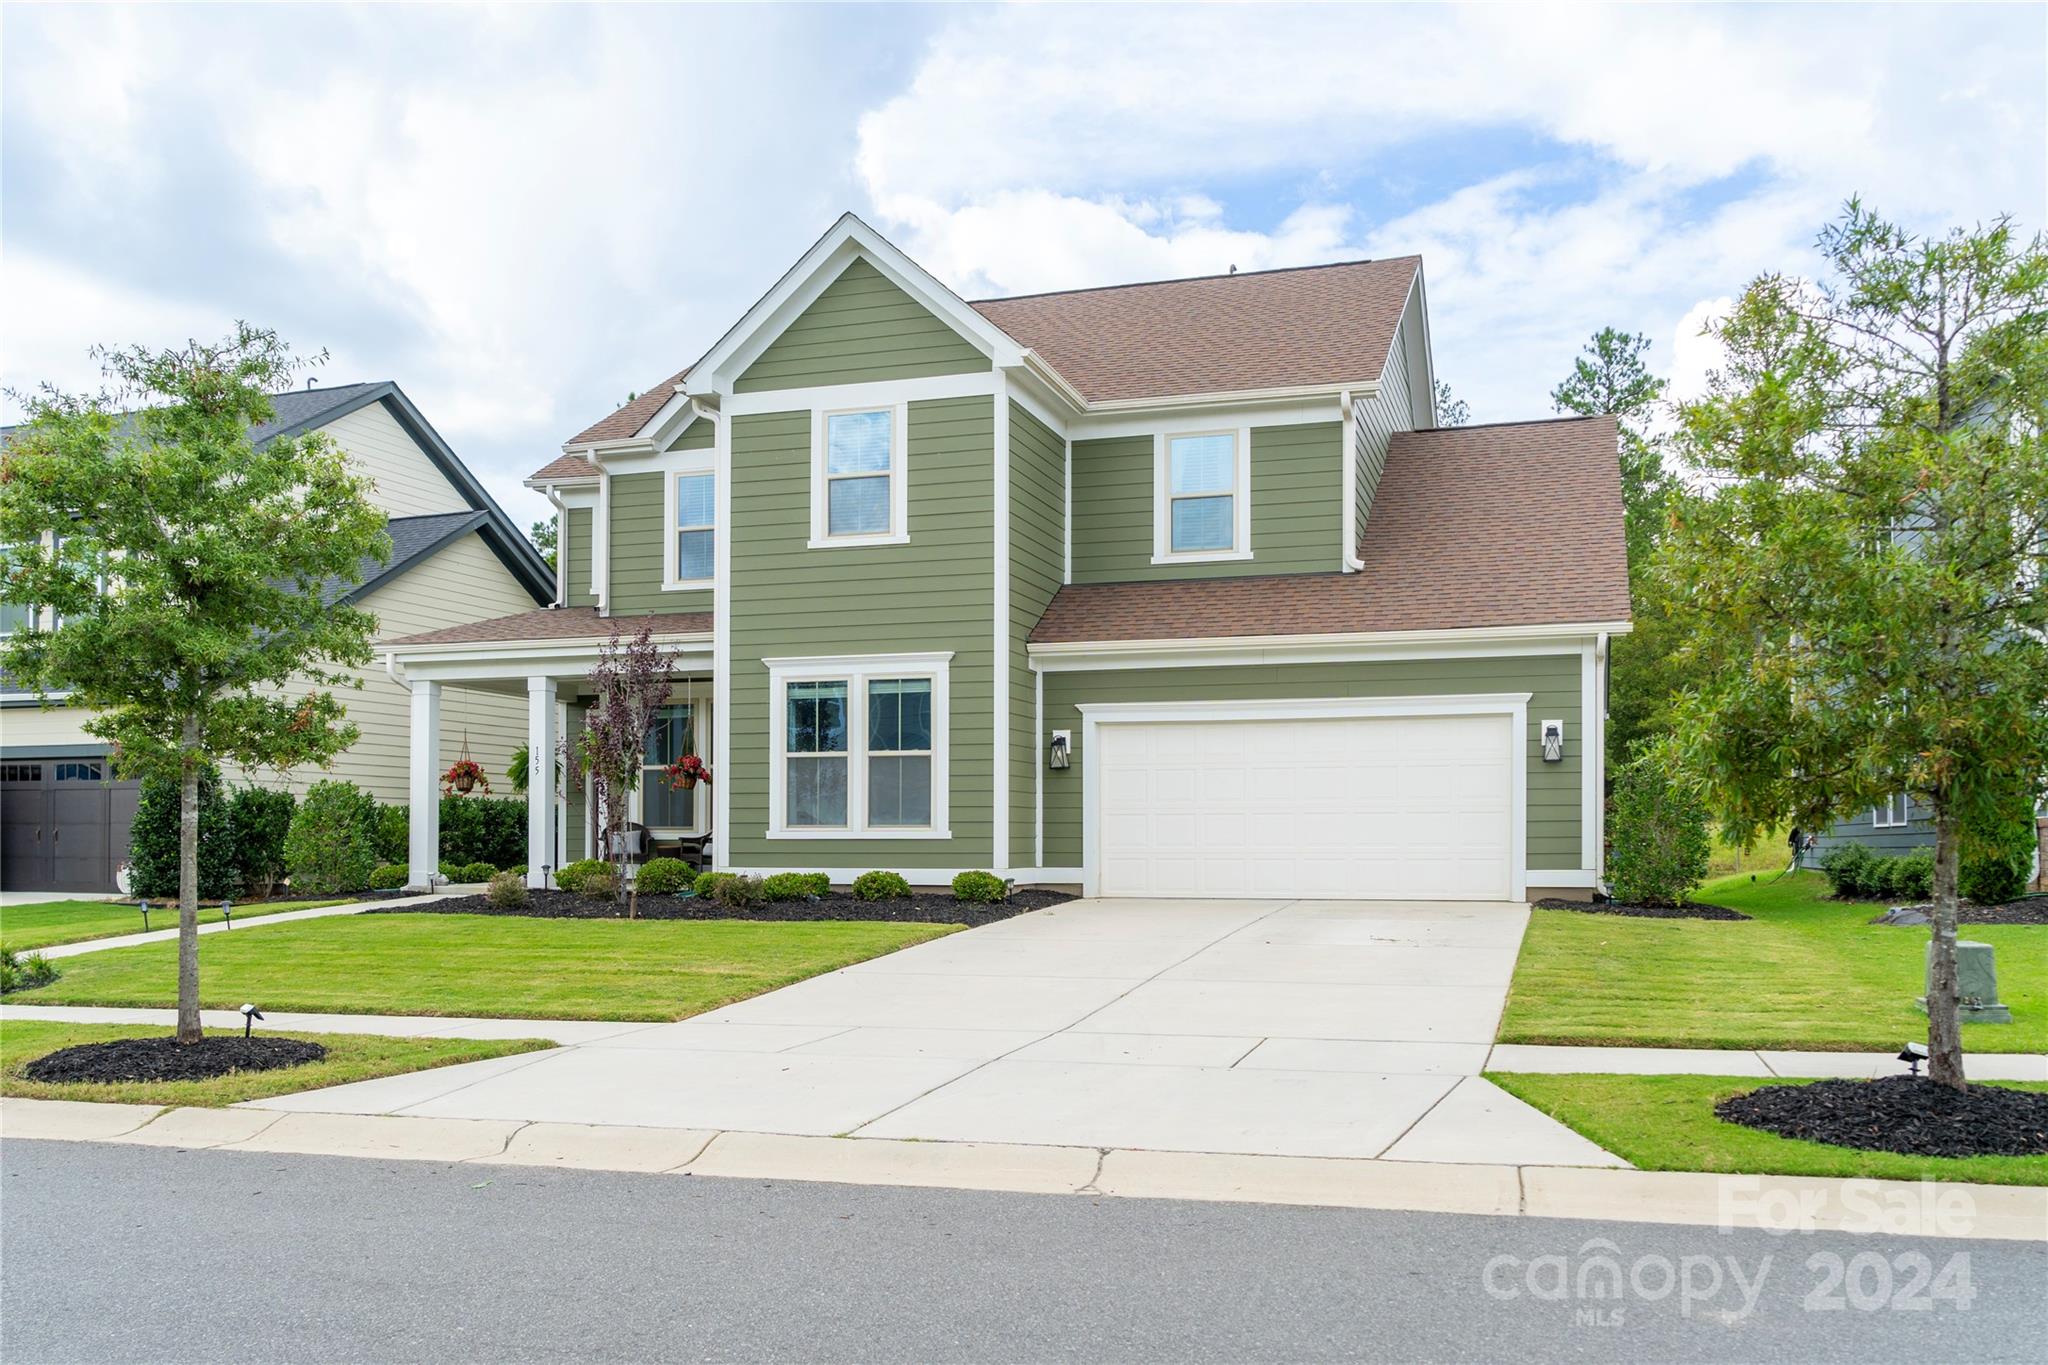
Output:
[
  {"xmin": 972, "ymin": 257, "xmax": 1419, "ymax": 404},
  {"xmin": 566, "ymin": 365, "xmax": 692, "ymax": 447},
  {"xmin": 387, "ymin": 607, "xmax": 712, "ymax": 648},
  {"xmin": 527, "ymin": 453, "xmax": 601, "ymax": 483},
  {"xmin": 1028, "ymin": 416, "xmax": 1629, "ymax": 645}
]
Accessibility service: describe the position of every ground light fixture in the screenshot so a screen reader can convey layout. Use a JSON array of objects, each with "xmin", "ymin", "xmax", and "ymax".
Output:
[
  {"xmin": 1898, "ymin": 1041, "xmax": 1929, "ymax": 1077},
  {"xmin": 137, "ymin": 900, "xmax": 150, "ymax": 932},
  {"xmin": 240, "ymin": 1004, "xmax": 264, "ymax": 1039},
  {"xmin": 221, "ymin": 898, "xmax": 233, "ymax": 927}
]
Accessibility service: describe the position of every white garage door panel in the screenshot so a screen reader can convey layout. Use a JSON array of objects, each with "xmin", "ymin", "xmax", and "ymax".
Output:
[{"xmin": 1095, "ymin": 713, "xmax": 1513, "ymax": 901}]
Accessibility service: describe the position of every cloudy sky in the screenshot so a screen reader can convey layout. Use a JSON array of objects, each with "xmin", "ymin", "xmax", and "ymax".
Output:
[{"xmin": 4, "ymin": 2, "xmax": 2042, "ymax": 530}]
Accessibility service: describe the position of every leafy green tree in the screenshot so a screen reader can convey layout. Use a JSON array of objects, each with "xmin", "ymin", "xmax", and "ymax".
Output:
[
  {"xmin": 1432, "ymin": 379, "xmax": 1469, "ymax": 427},
  {"xmin": 530, "ymin": 515, "xmax": 557, "ymax": 571},
  {"xmin": 1552, "ymin": 328, "xmax": 1682, "ymax": 763},
  {"xmin": 0, "ymin": 326, "xmax": 388, "ymax": 1041},
  {"xmin": 1658, "ymin": 202, "xmax": 2048, "ymax": 1088}
]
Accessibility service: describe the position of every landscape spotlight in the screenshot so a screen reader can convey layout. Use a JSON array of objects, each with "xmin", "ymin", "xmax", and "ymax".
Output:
[
  {"xmin": 138, "ymin": 900, "xmax": 150, "ymax": 932},
  {"xmin": 240, "ymin": 1003, "xmax": 264, "ymax": 1039},
  {"xmin": 1898, "ymin": 1042, "xmax": 1929, "ymax": 1077},
  {"xmin": 221, "ymin": 898, "xmax": 233, "ymax": 927}
]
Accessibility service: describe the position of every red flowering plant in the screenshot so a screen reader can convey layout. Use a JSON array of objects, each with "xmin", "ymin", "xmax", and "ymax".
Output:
[
  {"xmin": 441, "ymin": 758, "xmax": 490, "ymax": 796},
  {"xmin": 665, "ymin": 754, "xmax": 712, "ymax": 789}
]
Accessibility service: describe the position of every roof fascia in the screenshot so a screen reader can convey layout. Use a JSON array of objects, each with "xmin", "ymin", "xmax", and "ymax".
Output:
[
  {"xmin": 1027, "ymin": 620, "xmax": 1635, "ymax": 663},
  {"xmin": 338, "ymin": 511, "xmax": 489, "ymax": 606}
]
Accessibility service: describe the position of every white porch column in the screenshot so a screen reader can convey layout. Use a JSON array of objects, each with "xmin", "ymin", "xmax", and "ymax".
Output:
[
  {"xmin": 527, "ymin": 676, "xmax": 557, "ymax": 889},
  {"xmin": 407, "ymin": 679, "xmax": 442, "ymax": 889}
]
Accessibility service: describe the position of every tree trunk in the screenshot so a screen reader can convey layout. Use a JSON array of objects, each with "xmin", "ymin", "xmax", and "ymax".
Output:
[
  {"xmin": 175, "ymin": 716, "xmax": 203, "ymax": 1044},
  {"xmin": 1926, "ymin": 807, "xmax": 1967, "ymax": 1090}
]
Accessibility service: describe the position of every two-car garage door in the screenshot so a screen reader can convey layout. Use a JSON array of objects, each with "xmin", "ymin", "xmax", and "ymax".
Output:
[{"xmin": 1094, "ymin": 711, "xmax": 1515, "ymax": 901}]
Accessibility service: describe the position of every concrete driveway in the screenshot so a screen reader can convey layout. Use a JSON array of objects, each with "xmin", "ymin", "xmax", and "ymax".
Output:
[{"xmin": 248, "ymin": 898, "xmax": 1622, "ymax": 1167}]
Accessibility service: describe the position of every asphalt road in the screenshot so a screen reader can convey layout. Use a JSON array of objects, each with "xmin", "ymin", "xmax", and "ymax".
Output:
[{"xmin": 2, "ymin": 1141, "xmax": 2042, "ymax": 1364}]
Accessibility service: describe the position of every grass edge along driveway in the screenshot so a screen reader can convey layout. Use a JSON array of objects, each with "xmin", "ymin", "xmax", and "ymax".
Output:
[
  {"xmin": 1, "ymin": 1018, "xmax": 552, "ymax": 1108},
  {"xmin": 1498, "ymin": 871, "xmax": 2047, "ymax": 1053},
  {"xmin": 1490, "ymin": 1071, "xmax": 2048, "ymax": 1187},
  {"xmin": 2, "ymin": 898, "xmax": 351, "ymax": 954},
  {"xmin": 9, "ymin": 911, "xmax": 961, "ymax": 1022}
]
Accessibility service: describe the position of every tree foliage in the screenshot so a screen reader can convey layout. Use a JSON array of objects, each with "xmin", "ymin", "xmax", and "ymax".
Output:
[
  {"xmin": 128, "ymin": 769, "xmax": 236, "ymax": 901},
  {"xmin": 1432, "ymin": 379, "xmax": 1469, "ymax": 427},
  {"xmin": 1657, "ymin": 201, "xmax": 2048, "ymax": 1087},
  {"xmin": 1604, "ymin": 750, "xmax": 1711, "ymax": 907},
  {"xmin": 565, "ymin": 625, "xmax": 673, "ymax": 900},
  {"xmin": 0, "ymin": 325, "xmax": 389, "ymax": 1038},
  {"xmin": 283, "ymin": 780, "xmax": 384, "ymax": 895},
  {"xmin": 530, "ymin": 515, "xmax": 558, "ymax": 571}
]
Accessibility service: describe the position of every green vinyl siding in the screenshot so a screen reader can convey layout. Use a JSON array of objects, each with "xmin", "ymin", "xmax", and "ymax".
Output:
[
  {"xmin": 1039, "ymin": 654, "xmax": 1584, "ymax": 871},
  {"xmin": 736, "ymin": 257, "xmax": 991, "ymax": 394},
  {"xmin": 669, "ymin": 419, "xmax": 713, "ymax": 452},
  {"xmin": 607, "ymin": 471, "xmax": 713, "ymax": 615},
  {"xmin": 1354, "ymin": 321, "xmax": 1414, "ymax": 535},
  {"xmin": 727, "ymin": 396, "xmax": 996, "ymax": 868},
  {"xmin": 1007, "ymin": 401, "xmax": 1065, "ymax": 864},
  {"xmin": 1070, "ymin": 422, "xmax": 1343, "ymax": 583},
  {"xmin": 563, "ymin": 706, "xmax": 586, "ymax": 863},
  {"xmin": 563, "ymin": 507, "xmax": 596, "ymax": 607}
]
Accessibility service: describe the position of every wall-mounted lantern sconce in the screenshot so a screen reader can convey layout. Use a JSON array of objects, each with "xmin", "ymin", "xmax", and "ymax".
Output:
[
  {"xmin": 1540, "ymin": 719, "xmax": 1564, "ymax": 763},
  {"xmin": 1048, "ymin": 730, "xmax": 1071, "ymax": 770}
]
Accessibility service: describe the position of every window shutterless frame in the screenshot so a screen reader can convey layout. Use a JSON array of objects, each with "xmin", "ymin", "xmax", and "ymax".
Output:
[
  {"xmin": 810, "ymin": 403, "xmax": 910, "ymax": 548},
  {"xmin": 1873, "ymin": 793, "xmax": 1910, "ymax": 828},
  {"xmin": 766, "ymin": 652, "xmax": 951, "ymax": 839},
  {"xmin": 661, "ymin": 460, "xmax": 716, "ymax": 590},
  {"xmin": 1152, "ymin": 426, "xmax": 1252, "ymax": 564}
]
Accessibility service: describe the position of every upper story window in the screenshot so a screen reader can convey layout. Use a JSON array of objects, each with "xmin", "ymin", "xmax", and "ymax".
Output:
[
  {"xmin": 810, "ymin": 404, "xmax": 909, "ymax": 548},
  {"xmin": 1153, "ymin": 428, "xmax": 1251, "ymax": 564},
  {"xmin": 661, "ymin": 469, "xmax": 715, "ymax": 590},
  {"xmin": 0, "ymin": 544, "xmax": 31, "ymax": 637},
  {"xmin": 1873, "ymin": 793, "xmax": 1911, "ymax": 828}
]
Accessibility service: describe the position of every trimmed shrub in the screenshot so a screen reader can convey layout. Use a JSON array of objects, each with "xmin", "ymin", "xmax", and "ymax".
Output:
[
  {"xmin": 283, "ymin": 780, "xmax": 384, "ymax": 895},
  {"xmin": 438, "ymin": 795, "xmax": 525, "ymax": 869},
  {"xmin": 438, "ymin": 860, "xmax": 463, "ymax": 882},
  {"xmin": 227, "ymin": 786, "xmax": 296, "ymax": 898},
  {"xmin": 709, "ymin": 874, "xmax": 766, "ymax": 910},
  {"xmin": 1961, "ymin": 808, "xmax": 2038, "ymax": 906},
  {"xmin": 635, "ymin": 858, "xmax": 693, "ymax": 895},
  {"xmin": 368, "ymin": 864, "xmax": 409, "ymax": 891},
  {"xmin": 127, "ymin": 768, "xmax": 237, "ymax": 901},
  {"xmin": 1819, "ymin": 843, "xmax": 1876, "ymax": 898},
  {"xmin": 951, "ymin": 871, "xmax": 1007, "ymax": 904},
  {"xmin": 1821, "ymin": 844, "xmax": 1935, "ymax": 901},
  {"xmin": 453, "ymin": 860, "xmax": 497, "ymax": 883},
  {"xmin": 373, "ymin": 804, "xmax": 409, "ymax": 865},
  {"xmin": 1882, "ymin": 852, "xmax": 1935, "ymax": 901},
  {"xmin": 852, "ymin": 870, "xmax": 912, "ymax": 902},
  {"xmin": 693, "ymin": 870, "xmax": 735, "ymax": 898},
  {"xmin": 486, "ymin": 871, "xmax": 529, "ymax": 908},
  {"xmin": 0, "ymin": 949, "xmax": 58, "ymax": 995},
  {"xmin": 1604, "ymin": 753, "xmax": 1710, "ymax": 907},
  {"xmin": 504, "ymin": 865, "xmax": 527, "ymax": 879},
  {"xmin": 761, "ymin": 872, "xmax": 830, "ymax": 901},
  {"xmin": 556, "ymin": 858, "xmax": 618, "ymax": 898}
]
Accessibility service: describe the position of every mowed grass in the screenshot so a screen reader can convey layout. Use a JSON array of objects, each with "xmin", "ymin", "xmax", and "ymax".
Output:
[
  {"xmin": 1, "ymin": 1018, "xmax": 552, "ymax": 1108},
  {"xmin": 1, "ymin": 898, "xmax": 350, "ymax": 953},
  {"xmin": 1491, "ymin": 1072, "xmax": 2048, "ymax": 1186},
  {"xmin": 1500, "ymin": 871, "xmax": 2047, "ymax": 1052},
  {"xmin": 8, "ymin": 912, "xmax": 960, "ymax": 1021}
]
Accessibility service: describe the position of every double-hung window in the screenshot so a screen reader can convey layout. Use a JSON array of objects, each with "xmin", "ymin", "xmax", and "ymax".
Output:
[
  {"xmin": 1873, "ymin": 793, "xmax": 1910, "ymax": 828},
  {"xmin": 1155, "ymin": 429, "xmax": 1250, "ymax": 562},
  {"xmin": 664, "ymin": 470, "xmax": 715, "ymax": 588},
  {"xmin": 771, "ymin": 654, "xmax": 949, "ymax": 837},
  {"xmin": 811, "ymin": 405, "xmax": 908, "ymax": 546}
]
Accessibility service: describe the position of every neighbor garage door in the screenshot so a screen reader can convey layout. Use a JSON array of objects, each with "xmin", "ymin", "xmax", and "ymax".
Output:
[
  {"xmin": 0, "ymin": 756, "xmax": 141, "ymax": 893},
  {"xmin": 1094, "ymin": 711, "xmax": 1515, "ymax": 900}
]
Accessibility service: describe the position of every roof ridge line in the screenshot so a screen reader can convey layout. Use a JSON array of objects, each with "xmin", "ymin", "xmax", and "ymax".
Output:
[
  {"xmin": 970, "ymin": 255, "xmax": 1418, "ymax": 306},
  {"xmin": 1405, "ymin": 414, "xmax": 1603, "ymax": 435}
]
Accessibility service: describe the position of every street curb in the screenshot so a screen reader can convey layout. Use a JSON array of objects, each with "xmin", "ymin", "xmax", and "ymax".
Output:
[{"xmin": 4, "ymin": 1098, "xmax": 2041, "ymax": 1241}]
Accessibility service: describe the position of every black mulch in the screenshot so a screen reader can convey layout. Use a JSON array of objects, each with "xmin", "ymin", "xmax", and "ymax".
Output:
[
  {"xmin": 369, "ymin": 887, "xmax": 1075, "ymax": 927},
  {"xmin": 22, "ymin": 1036, "xmax": 328, "ymax": 1085},
  {"xmin": 1871, "ymin": 899, "xmax": 2048, "ymax": 927},
  {"xmin": 1715, "ymin": 1076, "xmax": 2048, "ymax": 1158},
  {"xmin": 1532, "ymin": 897, "xmax": 1749, "ymax": 921}
]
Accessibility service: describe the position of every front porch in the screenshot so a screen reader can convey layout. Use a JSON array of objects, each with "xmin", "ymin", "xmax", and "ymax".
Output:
[{"xmin": 383, "ymin": 608, "xmax": 714, "ymax": 891}]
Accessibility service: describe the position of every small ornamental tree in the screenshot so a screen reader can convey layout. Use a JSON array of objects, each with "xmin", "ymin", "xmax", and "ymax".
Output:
[
  {"xmin": 0, "ymin": 326, "xmax": 388, "ymax": 1041},
  {"xmin": 564, "ymin": 625, "xmax": 673, "ymax": 901},
  {"xmin": 1604, "ymin": 750, "xmax": 1711, "ymax": 907},
  {"xmin": 1658, "ymin": 202, "xmax": 2048, "ymax": 1089}
]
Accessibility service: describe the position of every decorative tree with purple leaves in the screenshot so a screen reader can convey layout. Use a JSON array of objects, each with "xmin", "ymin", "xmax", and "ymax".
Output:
[{"xmin": 565, "ymin": 624, "xmax": 673, "ymax": 906}]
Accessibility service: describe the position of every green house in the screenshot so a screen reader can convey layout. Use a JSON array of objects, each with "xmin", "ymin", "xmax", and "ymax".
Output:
[{"xmin": 386, "ymin": 214, "xmax": 1631, "ymax": 902}]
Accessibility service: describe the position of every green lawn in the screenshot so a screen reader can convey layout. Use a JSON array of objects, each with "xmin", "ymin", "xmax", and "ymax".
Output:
[
  {"xmin": 1706, "ymin": 824, "xmax": 1792, "ymax": 878},
  {"xmin": 1500, "ymin": 871, "xmax": 2047, "ymax": 1052},
  {"xmin": 1492, "ymin": 1072, "xmax": 2048, "ymax": 1186},
  {"xmin": 1, "ymin": 897, "xmax": 351, "ymax": 953},
  {"xmin": 1, "ymin": 1018, "xmax": 552, "ymax": 1108},
  {"xmin": 7, "ymin": 912, "xmax": 959, "ymax": 1021}
]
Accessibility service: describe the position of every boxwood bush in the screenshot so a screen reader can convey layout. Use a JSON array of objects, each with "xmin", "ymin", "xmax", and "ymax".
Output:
[
  {"xmin": 951, "ymin": 871, "xmax": 1007, "ymax": 904},
  {"xmin": 454, "ymin": 860, "xmax": 498, "ymax": 883},
  {"xmin": 556, "ymin": 858, "xmax": 617, "ymax": 898},
  {"xmin": 368, "ymin": 864, "xmax": 409, "ymax": 891},
  {"xmin": 852, "ymin": 870, "xmax": 912, "ymax": 901},
  {"xmin": 283, "ymin": 780, "xmax": 384, "ymax": 895},
  {"xmin": 127, "ymin": 768, "xmax": 238, "ymax": 901},
  {"xmin": 1820, "ymin": 844, "xmax": 1934, "ymax": 901},
  {"xmin": 761, "ymin": 872, "xmax": 831, "ymax": 900},
  {"xmin": 708, "ymin": 874, "xmax": 766, "ymax": 910},
  {"xmin": 1604, "ymin": 753, "xmax": 1710, "ymax": 907},
  {"xmin": 692, "ymin": 870, "xmax": 734, "ymax": 898},
  {"xmin": 634, "ymin": 857, "xmax": 693, "ymax": 895}
]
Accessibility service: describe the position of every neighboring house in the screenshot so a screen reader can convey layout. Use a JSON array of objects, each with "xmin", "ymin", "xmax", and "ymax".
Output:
[
  {"xmin": 0, "ymin": 382, "xmax": 553, "ymax": 892},
  {"xmin": 386, "ymin": 213, "xmax": 1631, "ymax": 901},
  {"xmin": 1800, "ymin": 795, "xmax": 2048, "ymax": 891}
]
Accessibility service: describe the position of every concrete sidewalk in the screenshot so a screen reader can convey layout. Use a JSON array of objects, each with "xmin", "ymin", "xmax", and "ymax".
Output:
[{"xmin": 31, "ymin": 893, "xmax": 463, "ymax": 959}]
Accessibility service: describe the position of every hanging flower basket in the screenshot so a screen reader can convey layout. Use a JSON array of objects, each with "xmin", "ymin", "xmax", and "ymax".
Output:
[
  {"xmin": 442, "ymin": 758, "xmax": 490, "ymax": 797},
  {"xmin": 665, "ymin": 755, "xmax": 712, "ymax": 790}
]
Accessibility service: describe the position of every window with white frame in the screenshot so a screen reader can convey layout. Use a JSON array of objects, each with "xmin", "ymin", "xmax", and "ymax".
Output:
[
  {"xmin": 0, "ymin": 543, "xmax": 31, "ymax": 636},
  {"xmin": 670, "ymin": 472, "xmax": 714, "ymax": 585},
  {"xmin": 1873, "ymin": 793, "xmax": 1911, "ymax": 828},
  {"xmin": 770, "ymin": 653, "xmax": 949, "ymax": 837},
  {"xmin": 811, "ymin": 405, "xmax": 907, "ymax": 546},
  {"xmin": 1155, "ymin": 429, "xmax": 1250, "ymax": 561}
]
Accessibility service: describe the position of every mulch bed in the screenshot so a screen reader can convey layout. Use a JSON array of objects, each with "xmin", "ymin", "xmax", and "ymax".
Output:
[
  {"xmin": 370, "ymin": 887, "xmax": 1074, "ymax": 927},
  {"xmin": 1532, "ymin": 897, "xmax": 1749, "ymax": 921},
  {"xmin": 1871, "ymin": 899, "xmax": 2048, "ymax": 927},
  {"xmin": 1715, "ymin": 1076, "xmax": 2048, "ymax": 1158},
  {"xmin": 21, "ymin": 1036, "xmax": 328, "ymax": 1085}
]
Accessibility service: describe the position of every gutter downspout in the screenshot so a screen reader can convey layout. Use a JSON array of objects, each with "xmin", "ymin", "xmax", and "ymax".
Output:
[
  {"xmin": 545, "ymin": 488, "xmax": 567, "ymax": 608},
  {"xmin": 1339, "ymin": 390, "xmax": 1364, "ymax": 574},
  {"xmin": 1594, "ymin": 629, "xmax": 1610, "ymax": 888},
  {"xmin": 385, "ymin": 649, "xmax": 409, "ymax": 694}
]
